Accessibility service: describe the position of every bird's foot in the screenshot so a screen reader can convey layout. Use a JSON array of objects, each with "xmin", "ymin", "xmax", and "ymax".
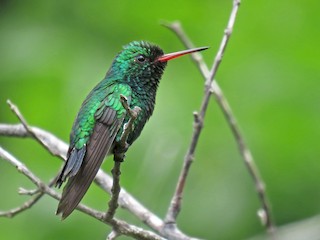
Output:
[
  {"xmin": 114, "ymin": 142, "xmax": 130, "ymax": 154},
  {"xmin": 113, "ymin": 142, "xmax": 130, "ymax": 162}
]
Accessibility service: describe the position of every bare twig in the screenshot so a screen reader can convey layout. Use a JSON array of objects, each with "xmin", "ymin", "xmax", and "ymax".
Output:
[
  {"xmin": 106, "ymin": 219, "xmax": 165, "ymax": 240},
  {"xmin": 163, "ymin": 0, "xmax": 275, "ymax": 234},
  {"xmin": 0, "ymin": 123, "xmax": 68, "ymax": 158},
  {"xmin": 0, "ymin": 192, "xmax": 43, "ymax": 218},
  {"xmin": 1, "ymin": 101, "xmax": 66, "ymax": 218},
  {"xmin": 105, "ymin": 95, "xmax": 141, "ymax": 222},
  {"xmin": 211, "ymin": 83, "xmax": 274, "ymax": 231},
  {"xmin": 0, "ymin": 123, "xmax": 198, "ymax": 239},
  {"xmin": 18, "ymin": 187, "xmax": 40, "ymax": 195},
  {"xmin": 6, "ymin": 100, "xmax": 66, "ymax": 160},
  {"xmin": 0, "ymin": 175, "xmax": 59, "ymax": 218},
  {"xmin": 164, "ymin": 0, "xmax": 242, "ymax": 225},
  {"xmin": 0, "ymin": 146, "xmax": 164, "ymax": 240},
  {"xmin": 205, "ymin": 0, "xmax": 241, "ymax": 87},
  {"xmin": 106, "ymin": 160, "xmax": 122, "ymax": 221}
]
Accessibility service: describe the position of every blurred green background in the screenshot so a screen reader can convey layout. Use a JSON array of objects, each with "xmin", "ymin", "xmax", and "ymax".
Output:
[{"xmin": 1, "ymin": 0, "xmax": 319, "ymax": 239}]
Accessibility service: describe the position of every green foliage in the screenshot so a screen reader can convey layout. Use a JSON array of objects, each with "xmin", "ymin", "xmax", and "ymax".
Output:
[{"xmin": 1, "ymin": 0, "xmax": 319, "ymax": 239}]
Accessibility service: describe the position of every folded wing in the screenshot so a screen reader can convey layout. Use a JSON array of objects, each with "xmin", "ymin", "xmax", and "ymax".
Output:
[{"xmin": 56, "ymin": 83, "xmax": 131, "ymax": 219}]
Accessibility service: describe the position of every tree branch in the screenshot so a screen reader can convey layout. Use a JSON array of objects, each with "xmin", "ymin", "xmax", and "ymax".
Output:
[
  {"xmin": 211, "ymin": 82, "xmax": 274, "ymax": 231},
  {"xmin": 0, "ymin": 146, "xmax": 165, "ymax": 240},
  {"xmin": 0, "ymin": 123, "xmax": 68, "ymax": 158},
  {"xmin": 0, "ymin": 121, "xmax": 196, "ymax": 239},
  {"xmin": 164, "ymin": 0, "xmax": 242, "ymax": 226},
  {"xmin": 0, "ymin": 192, "xmax": 43, "ymax": 218},
  {"xmin": 6, "ymin": 100, "xmax": 66, "ymax": 160},
  {"xmin": 0, "ymin": 175, "xmax": 58, "ymax": 218},
  {"xmin": 163, "ymin": 0, "xmax": 275, "ymax": 234},
  {"xmin": 105, "ymin": 95, "xmax": 141, "ymax": 222},
  {"xmin": 0, "ymin": 124, "xmax": 164, "ymax": 229}
]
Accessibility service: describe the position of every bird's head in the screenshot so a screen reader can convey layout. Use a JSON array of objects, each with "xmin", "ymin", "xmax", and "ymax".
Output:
[
  {"xmin": 109, "ymin": 41, "xmax": 208, "ymax": 89},
  {"xmin": 111, "ymin": 41, "xmax": 166, "ymax": 83}
]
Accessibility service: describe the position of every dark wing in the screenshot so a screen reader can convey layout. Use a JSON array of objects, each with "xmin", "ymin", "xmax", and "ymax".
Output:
[{"xmin": 56, "ymin": 84, "xmax": 131, "ymax": 219}]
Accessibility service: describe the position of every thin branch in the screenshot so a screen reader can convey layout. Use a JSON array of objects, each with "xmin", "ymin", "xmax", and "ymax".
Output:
[
  {"xmin": 205, "ymin": 0, "xmax": 241, "ymax": 87},
  {"xmin": 1, "ymin": 123, "xmax": 198, "ymax": 239},
  {"xmin": 106, "ymin": 161, "xmax": 122, "ymax": 220},
  {"xmin": 1, "ymin": 100, "xmax": 67, "ymax": 219},
  {"xmin": 0, "ymin": 122, "xmax": 164, "ymax": 229},
  {"xmin": 211, "ymin": 82, "xmax": 274, "ymax": 231},
  {"xmin": 108, "ymin": 219, "xmax": 165, "ymax": 240},
  {"xmin": 105, "ymin": 95, "xmax": 141, "ymax": 221},
  {"xmin": 0, "ymin": 175, "xmax": 58, "ymax": 218},
  {"xmin": 164, "ymin": 0, "xmax": 241, "ymax": 224},
  {"xmin": 18, "ymin": 187, "xmax": 40, "ymax": 195},
  {"xmin": 0, "ymin": 123, "xmax": 68, "ymax": 158},
  {"xmin": 163, "ymin": 0, "xmax": 275, "ymax": 233},
  {"xmin": 0, "ymin": 192, "xmax": 43, "ymax": 218},
  {"xmin": 6, "ymin": 100, "xmax": 65, "ymax": 160},
  {"xmin": 0, "ymin": 146, "xmax": 164, "ymax": 240}
]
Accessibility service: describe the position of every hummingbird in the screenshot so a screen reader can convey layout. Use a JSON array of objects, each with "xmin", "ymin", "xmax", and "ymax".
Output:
[{"xmin": 55, "ymin": 41, "xmax": 208, "ymax": 219}]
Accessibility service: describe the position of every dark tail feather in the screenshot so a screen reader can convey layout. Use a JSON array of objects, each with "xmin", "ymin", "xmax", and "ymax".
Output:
[
  {"xmin": 56, "ymin": 159, "xmax": 102, "ymax": 219},
  {"xmin": 56, "ymin": 147, "xmax": 86, "ymax": 188},
  {"xmin": 56, "ymin": 121, "xmax": 120, "ymax": 219}
]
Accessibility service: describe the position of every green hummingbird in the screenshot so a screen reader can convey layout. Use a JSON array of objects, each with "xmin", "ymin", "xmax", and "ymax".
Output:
[{"xmin": 56, "ymin": 41, "xmax": 208, "ymax": 219}]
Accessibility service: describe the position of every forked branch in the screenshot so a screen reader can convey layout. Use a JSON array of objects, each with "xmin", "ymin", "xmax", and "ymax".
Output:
[
  {"xmin": 0, "ymin": 122, "xmax": 197, "ymax": 239},
  {"xmin": 163, "ymin": 0, "xmax": 275, "ymax": 234},
  {"xmin": 0, "ymin": 146, "xmax": 164, "ymax": 240}
]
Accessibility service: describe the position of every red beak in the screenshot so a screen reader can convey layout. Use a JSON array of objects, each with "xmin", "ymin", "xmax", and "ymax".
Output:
[{"xmin": 157, "ymin": 46, "xmax": 209, "ymax": 62}]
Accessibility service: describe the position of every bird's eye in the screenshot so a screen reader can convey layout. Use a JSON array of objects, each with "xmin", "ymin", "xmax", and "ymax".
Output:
[{"xmin": 135, "ymin": 55, "xmax": 146, "ymax": 63}]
